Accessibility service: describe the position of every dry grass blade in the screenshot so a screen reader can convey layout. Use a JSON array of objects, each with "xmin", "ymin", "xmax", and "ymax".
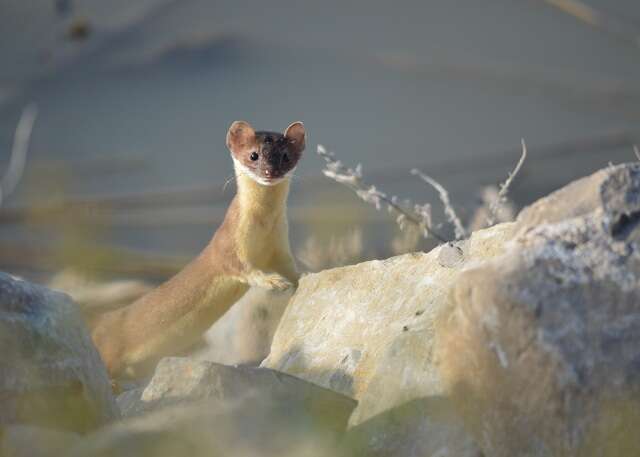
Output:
[
  {"xmin": 634, "ymin": 145, "xmax": 640, "ymax": 161},
  {"xmin": 487, "ymin": 139, "xmax": 528, "ymax": 227},
  {"xmin": 410, "ymin": 169, "xmax": 467, "ymax": 240},
  {"xmin": 544, "ymin": 0, "xmax": 599, "ymax": 26},
  {"xmin": 1, "ymin": 104, "xmax": 38, "ymax": 206},
  {"xmin": 543, "ymin": 0, "xmax": 640, "ymax": 50}
]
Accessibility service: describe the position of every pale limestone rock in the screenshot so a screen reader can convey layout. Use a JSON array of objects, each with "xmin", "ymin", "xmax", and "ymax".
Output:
[
  {"xmin": 437, "ymin": 163, "xmax": 640, "ymax": 457},
  {"xmin": 262, "ymin": 222, "xmax": 514, "ymax": 456},
  {"xmin": 0, "ymin": 272, "xmax": 118, "ymax": 432},
  {"xmin": 263, "ymin": 222, "xmax": 514, "ymax": 402}
]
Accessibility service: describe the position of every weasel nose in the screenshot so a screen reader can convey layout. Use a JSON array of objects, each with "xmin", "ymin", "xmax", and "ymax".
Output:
[{"xmin": 264, "ymin": 169, "xmax": 272, "ymax": 177}]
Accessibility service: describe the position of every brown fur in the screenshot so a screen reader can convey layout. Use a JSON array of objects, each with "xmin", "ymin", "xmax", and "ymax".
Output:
[{"xmin": 91, "ymin": 121, "xmax": 305, "ymax": 379}]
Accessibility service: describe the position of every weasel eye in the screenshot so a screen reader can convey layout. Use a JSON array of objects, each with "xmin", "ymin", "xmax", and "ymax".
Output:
[
  {"xmin": 282, "ymin": 153, "xmax": 289, "ymax": 162},
  {"xmin": 250, "ymin": 152, "xmax": 259, "ymax": 161}
]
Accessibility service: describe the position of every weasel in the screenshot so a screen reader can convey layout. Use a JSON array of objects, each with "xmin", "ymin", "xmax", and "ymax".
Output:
[{"xmin": 91, "ymin": 120, "xmax": 305, "ymax": 379}]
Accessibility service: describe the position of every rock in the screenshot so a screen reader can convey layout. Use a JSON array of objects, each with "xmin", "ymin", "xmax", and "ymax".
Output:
[
  {"xmin": 1, "ymin": 425, "xmax": 80, "ymax": 457},
  {"xmin": 191, "ymin": 287, "xmax": 292, "ymax": 366},
  {"xmin": 117, "ymin": 357, "xmax": 356, "ymax": 430},
  {"xmin": 514, "ymin": 164, "xmax": 617, "ymax": 230},
  {"xmin": 263, "ymin": 222, "xmax": 513, "ymax": 401},
  {"xmin": 263, "ymin": 222, "xmax": 513, "ymax": 456},
  {"xmin": 0, "ymin": 272, "xmax": 118, "ymax": 432},
  {"xmin": 345, "ymin": 396, "xmax": 481, "ymax": 457},
  {"xmin": 115, "ymin": 387, "xmax": 145, "ymax": 418},
  {"xmin": 437, "ymin": 242, "xmax": 465, "ymax": 268},
  {"xmin": 437, "ymin": 163, "xmax": 640, "ymax": 457},
  {"xmin": 69, "ymin": 394, "xmax": 346, "ymax": 457},
  {"xmin": 72, "ymin": 358, "xmax": 358, "ymax": 457}
]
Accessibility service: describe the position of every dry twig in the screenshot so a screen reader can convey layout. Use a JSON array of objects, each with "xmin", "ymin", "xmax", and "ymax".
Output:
[
  {"xmin": 1, "ymin": 104, "xmax": 38, "ymax": 206},
  {"xmin": 317, "ymin": 145, "xmax": 447, "ymax": 243},
  {"xmin": 410, "ymin": 169, "xmax": 467, "ymax": 240},
  {"xmin": 487, "ymin": 139, "xmax": 528, "ymax": 226}
]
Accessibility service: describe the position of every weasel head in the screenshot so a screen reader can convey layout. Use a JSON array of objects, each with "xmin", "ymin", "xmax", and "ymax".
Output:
[{"xmin": 226, "ymin": 120, "xmax": 306, "ymax": 186}]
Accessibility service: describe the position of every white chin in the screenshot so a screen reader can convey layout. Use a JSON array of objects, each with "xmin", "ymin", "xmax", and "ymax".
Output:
[{"xmin": 254, "ymin": 177, "xmax": 284, "ymax": 186}]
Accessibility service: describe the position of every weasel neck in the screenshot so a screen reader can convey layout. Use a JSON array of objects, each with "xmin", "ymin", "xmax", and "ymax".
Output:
[{"xmin": 234, "ymin": 167, "xmax": 291, "ymax": 215}]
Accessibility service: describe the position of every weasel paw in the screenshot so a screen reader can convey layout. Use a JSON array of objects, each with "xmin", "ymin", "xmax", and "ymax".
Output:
[{"xmin": 248, "ymin": 272, "xmax": 293, "ymax": 291}]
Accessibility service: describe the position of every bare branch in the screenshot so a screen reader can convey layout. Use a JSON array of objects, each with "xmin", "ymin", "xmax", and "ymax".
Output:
[
  {"xmin": 1, "ymin": 104, "xmax": 38, "ymax": 206},
  {"xmin": 487, "ymin": 139, "xmax": 528, "ymax": 226},
  {"xmin": 411, "ymin": 169, "xmax": 467, "ymax": 240},
  {"xmin": 317, "ymin": 145, "xmax": 448, "ymax": 243}
]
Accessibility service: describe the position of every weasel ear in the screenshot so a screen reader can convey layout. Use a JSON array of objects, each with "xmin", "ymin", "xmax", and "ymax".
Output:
[
  {"xmin": 226, "ymin": 121, "xmax": 256, "ymax": 154},
  {"xmin": 284, "ymin": 121, "xmax": 306, "ymax": 154}
]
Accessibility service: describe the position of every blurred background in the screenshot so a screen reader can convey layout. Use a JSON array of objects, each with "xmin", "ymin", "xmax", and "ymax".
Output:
[{"xmin": 1, "ymin": 0, "xmax": 639, "ymax": 282}]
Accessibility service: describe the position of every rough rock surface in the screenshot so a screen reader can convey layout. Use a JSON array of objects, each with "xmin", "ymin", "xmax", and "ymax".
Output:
[
  {"xmin": 1, "ymin": 425, "xmax": 80, "ymax": 457},
  {"xmin": 263, "ymin": 222, "xmax": 513, "ymax": 402},
  {"xmin": 118, "ymin": 357, "xmax": 356, "ymax": 433},
  {"xmin": 0, "ymin": 272, "xmax": 118, "ymax": 431},
  {"xmin": 437, "ymin": 163, "xmax": 640, "ymax": 457},
  {"xmin": 262, "ymin": 222, "xmax": 514, "ymax": 456}
]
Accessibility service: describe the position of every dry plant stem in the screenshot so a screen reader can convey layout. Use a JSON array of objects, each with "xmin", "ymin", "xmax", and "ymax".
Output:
[
  {"xmin": 543, "ymin": 0, "xmax": 640, "ymax": 50},
  {"xmin": 487, "ymin": 139, "xmax": 528, "ymax": 227},
  {"xmin": 348, "ymin": 180, "xmax": 446, "ymax": 243},
  {"xmin": 410, "ymin": 169, "xmax": 467, "ymax": 240},
  {"xmin": 316, "ymin": 145, "xmax": 448, "ymax": 243},
  {"xmin": 0, "ymin": 104, "xmax": 38, "ymax": 206}
]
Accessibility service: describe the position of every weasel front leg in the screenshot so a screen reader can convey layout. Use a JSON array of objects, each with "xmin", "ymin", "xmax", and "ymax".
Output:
[{"xmin": 270, "ymin": 251, "xmax": 300, "ymax": 289}]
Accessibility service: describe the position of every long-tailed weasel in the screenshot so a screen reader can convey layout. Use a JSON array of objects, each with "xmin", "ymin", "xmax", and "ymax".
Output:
[{"xmin": 91, "ymin": 120, "xmax": 305, "ymax": 379}]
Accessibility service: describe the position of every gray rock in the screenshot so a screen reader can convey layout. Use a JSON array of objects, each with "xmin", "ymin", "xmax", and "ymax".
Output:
[
  {"xmin": 69, "ymin": 394, "xmax": 347, "ymax": 457},
  {"xmin": 72, "ymin": 358, "xmax": 359, "ymax": 457},
  {"xmin": 115, "ymin": 387, "xmax": 145, "ymax": 418},
  {"xmin": 1, "ymin": 425, "xmax": 80, "ymax": 457},
  {"xmin": 345, "ymin": 396, "xmax": 481, "ymax": 457},
  {"xmin": 0, "ymin": 272, "xmax": 118, "ymax": 432},
  {"xmin": 437, "ymin": 163, "xmax": 640, "ymax": 457},
  {"xmin": 119, "ymin": 357, "xmax": 356, "ymax": 435}
]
